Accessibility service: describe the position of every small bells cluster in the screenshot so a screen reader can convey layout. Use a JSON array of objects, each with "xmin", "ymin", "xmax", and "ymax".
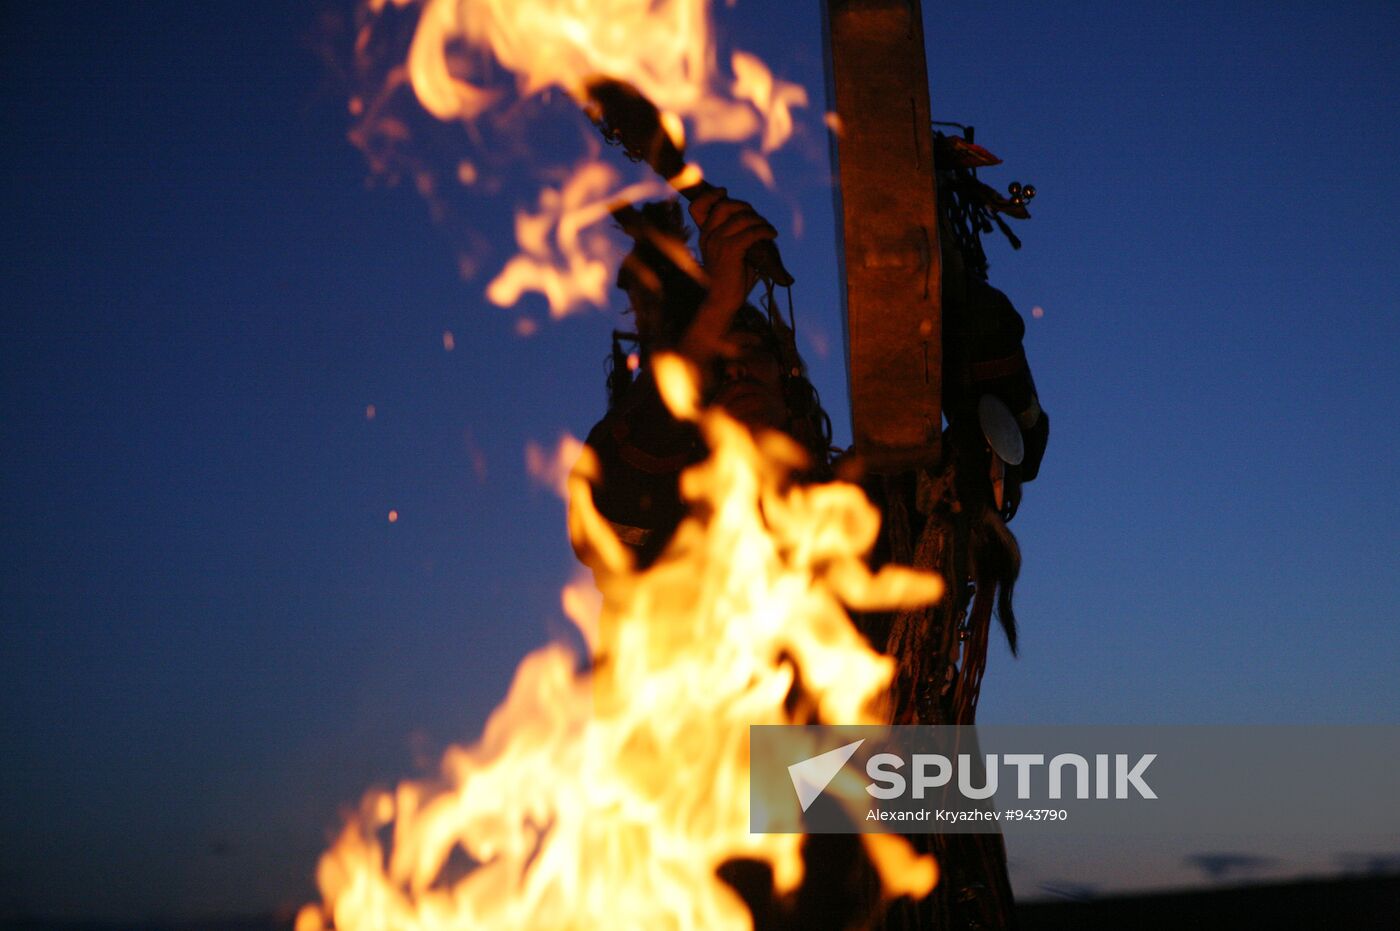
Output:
[{"xmin": 1007, "ymin": 181, "xmax": 1037, "ymax": 206}]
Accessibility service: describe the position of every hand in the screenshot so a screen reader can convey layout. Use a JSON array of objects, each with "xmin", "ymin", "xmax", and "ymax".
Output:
[
  {"xmin": 690, "ymin": 188, "xmax": 776, "ymax": 312},
  {"xmin": 680, "ymin": 188, "xmax": 777, "ymax": 364}
]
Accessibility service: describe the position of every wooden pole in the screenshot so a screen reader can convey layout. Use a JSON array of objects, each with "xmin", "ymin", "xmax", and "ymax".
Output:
[{"xmin": 824, "ymin": 0, "xmax": 942, "ymax": 471}]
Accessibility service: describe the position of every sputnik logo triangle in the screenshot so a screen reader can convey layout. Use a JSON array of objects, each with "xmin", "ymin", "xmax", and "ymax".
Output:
[{"xmin": 787, "ymin": 739, "xmax": 865, "ymax": 812}]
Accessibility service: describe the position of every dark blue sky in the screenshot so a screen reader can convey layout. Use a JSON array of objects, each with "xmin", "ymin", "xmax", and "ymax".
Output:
[{"xmin": 3, "ymin": 0, "xmax": 1398, "ymax": 921}]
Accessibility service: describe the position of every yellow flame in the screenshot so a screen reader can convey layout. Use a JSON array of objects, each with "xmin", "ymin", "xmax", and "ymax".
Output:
[
  {"xmin": 405, "ymin": 0, "xmax": 502, "ymax": 120},
  {"xmin": 393, "ymin": 0, "xmax": 798, "ymax": 146},
  {"xmin": 652, "ymin": 353, "xmax": 701, "ymax": 421},
  {"xmin": 561, "ymin": 571, "xmax": 603, "ymax": 655},
  {"xmin": 357, "ymin": 0, "xmax": 809, "ymax": 317},
  {"xmin": 300, "ymin": 360, "xmax": 942, "ymax": 930},
  {"xmin": 667, "ymin": 162, "xmax": 706, "ymax": 191}
]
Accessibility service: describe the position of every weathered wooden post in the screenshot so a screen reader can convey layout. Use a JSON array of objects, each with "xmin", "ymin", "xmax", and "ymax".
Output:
[
  {"xmin": 824, "ymin": 8, "xmax": 1023, "ymax": 927},
  {"xmin": 824, "ymin": 0, "xmax": 943, "ymax": 471}
]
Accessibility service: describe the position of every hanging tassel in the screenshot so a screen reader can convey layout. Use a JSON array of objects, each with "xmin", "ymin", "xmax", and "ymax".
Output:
[{"xmin": 606, "ymin": 329, "xmax": 636, "ymax": 409}]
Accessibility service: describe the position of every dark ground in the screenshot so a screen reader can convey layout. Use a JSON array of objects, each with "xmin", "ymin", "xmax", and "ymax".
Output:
[
  {"xmin": 1016, "ymin": 873, "xmax": 1400, "ymax": 930},
  {"xmin": 3, "ymin": 873, "xmax": 1397, "ymax": 930}
]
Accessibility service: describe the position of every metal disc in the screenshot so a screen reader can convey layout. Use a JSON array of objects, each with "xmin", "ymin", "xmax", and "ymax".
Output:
[{"xmin": 978, "ymin": 394, "xmax": 1024, "ymax": 465}]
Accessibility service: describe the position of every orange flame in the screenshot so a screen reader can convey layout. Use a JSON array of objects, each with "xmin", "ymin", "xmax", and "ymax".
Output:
[
  {"xmin": 298, "ymin": 359, "xmax": 942, "ymax": 929},
  {"xmin": 730, "ymin": 50, "xmax": 807, "ymax": 189},
  {"xmin": 355, "ymin": 0, "xmax": 809, "ymax": 316},
  {"xmin": 485, "ymin": 161, "xmax": 668, "ymax": 315},
  {"xmin": 384, "ymin": 0, "xmax": 802, "ymax": 145},
  {"xmin": 525, "ymin": 432, "xmax": 586, "ymax": 499}
]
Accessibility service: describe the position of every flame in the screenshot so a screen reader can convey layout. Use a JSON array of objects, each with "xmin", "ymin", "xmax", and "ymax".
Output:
[
  {"xmin": 739, "ymin": 150, "xmax": 775, "ymax": 190},
  {"xmin": 730, "ymin": 51, "xmax": 805, "ymax": 191},
  {"xmin": 384, "ymin": 0, "xmax": 799, "ymax": 147},
  {"xmin": 299, "ymin": 360, "xmax": 942, "ymax": 929},
  {"xmin": 353, "ymin": 0, "xmax": 809, "ymax": 317},
  {"xmin": 561, "ymin": 572, "xmax": 603, "ymax": 656},
  {"xmin": 525, "ymin": 433, "xmax": 586, "ymax": 500},
  {"xmin": 730, "ymin": 51, "xmax": 806, "ymax": 155},
  {"xmin": 485, "ymin": 161, "xmax": 669, "ymax": 315}
]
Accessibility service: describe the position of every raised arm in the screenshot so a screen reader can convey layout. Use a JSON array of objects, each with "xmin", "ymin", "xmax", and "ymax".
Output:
[{"xmin": 676, "ymin": 187, "xmax": 778, "ymax": 369}]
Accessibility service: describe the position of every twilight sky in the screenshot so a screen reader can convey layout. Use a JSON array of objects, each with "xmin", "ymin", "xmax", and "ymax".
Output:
[{"xmin": 2, "ymin": 0, "xmax": 1398, "ymax": 922}]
